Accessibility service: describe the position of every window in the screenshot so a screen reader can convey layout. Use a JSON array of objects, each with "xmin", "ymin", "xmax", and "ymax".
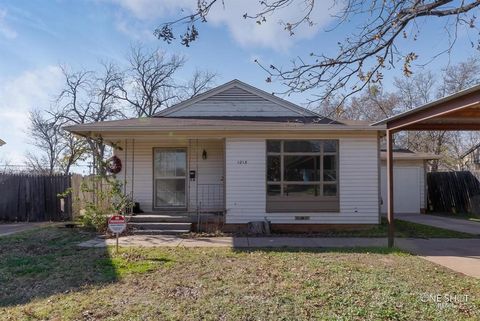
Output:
[{"xmin": 266, "ymin": 140, "xmax": 339, "ymax": 212}]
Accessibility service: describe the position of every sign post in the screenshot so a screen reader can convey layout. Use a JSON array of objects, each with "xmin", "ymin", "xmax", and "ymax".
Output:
[{"xmin": 108, "ymin": 215, "xmax": 127, "ymax": 253}]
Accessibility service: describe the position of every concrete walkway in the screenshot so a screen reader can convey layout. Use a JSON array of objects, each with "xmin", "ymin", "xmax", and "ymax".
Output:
[
  {"xmin": 396, "ymin": 238, "xmax": 480, "ymax": 278},
  {"xmin": 396, "ymin": 213, "xmax": 480, "ymax": 235},
  {"xmin": 0, "ymin": 222, "xmax": 48, "ymax": 237},
  {"xmin": 79, "ymin": 235, "xmax": 480, "ymax": 278},
  {"xmin": 79, "ymin": 235, "xmax": 388, "ymax": 248}
]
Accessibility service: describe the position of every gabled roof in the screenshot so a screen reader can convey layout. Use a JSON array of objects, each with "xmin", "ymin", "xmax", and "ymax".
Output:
[
  {"xmin": 65, "ymin": 80, "xmax": 387, "ymax": 136},
  {"xmin": 154, "ymin": 79, "xmax": 335, "ymax": 121}
]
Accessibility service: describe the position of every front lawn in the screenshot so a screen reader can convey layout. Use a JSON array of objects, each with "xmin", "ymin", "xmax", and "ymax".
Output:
[{"xmin": 1, "ymin": 227, "xmax": 479, "ymax": 321}]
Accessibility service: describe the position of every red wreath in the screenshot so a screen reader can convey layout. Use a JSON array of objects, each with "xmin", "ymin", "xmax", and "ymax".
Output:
[{"xmin": 106, "ymin": 155, "xmax": 122, "ymax": 174}]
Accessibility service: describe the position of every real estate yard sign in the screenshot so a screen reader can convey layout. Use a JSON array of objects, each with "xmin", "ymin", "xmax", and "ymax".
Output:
[{"xmin": 108, "ymin": 215, "xmax": 126, "ymax": 253}]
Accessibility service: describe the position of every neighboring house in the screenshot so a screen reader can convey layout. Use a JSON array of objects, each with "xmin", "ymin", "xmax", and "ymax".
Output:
[
  {"xmin": 380, "ymin": 148, "xmax": 439, "ymax": 214},
  {"xmin": 0, "ymin": 139, "xmax": 5, "ymax": 147},
  {"xmin": 460, "ymin": 143, "xmax": 480, "ymax": 171},
  {"xmin": 66, "ymin": 80, "xmax": 431, "ymax": 232}
]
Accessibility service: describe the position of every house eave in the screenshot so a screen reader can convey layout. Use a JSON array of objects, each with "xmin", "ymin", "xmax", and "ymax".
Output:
[{"xmin": 66, "ymin": 124, "xmax": 385, "ymax": 136}]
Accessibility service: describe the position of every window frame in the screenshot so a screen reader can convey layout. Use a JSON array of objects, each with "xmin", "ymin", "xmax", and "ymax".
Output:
[{"xmin": 266, "ymin": 140, "xmax": 339, "ymax": 212}]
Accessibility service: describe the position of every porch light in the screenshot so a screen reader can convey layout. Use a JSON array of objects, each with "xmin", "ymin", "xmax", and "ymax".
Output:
[{"xmin": 202, "ymin": 149, "xmax": 207, "ymax": 160}]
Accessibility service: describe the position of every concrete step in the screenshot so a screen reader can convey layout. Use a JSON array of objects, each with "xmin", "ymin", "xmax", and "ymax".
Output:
[
  {"xmin": 129, "ymin": 222, "xmax": 192, "ymax": 231},
  {"xmin": 128, "ymin": 214, "xmax": 191, "ymax": 223},
  {"xmin": 132, "ymin": 229, "xmax": 190, "ymax": 235}
]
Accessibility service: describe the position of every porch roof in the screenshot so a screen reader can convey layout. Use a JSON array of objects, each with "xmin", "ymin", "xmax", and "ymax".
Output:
[{"xmin": 65, "ymin": 117, "xmax": 383, "ymax": 136}]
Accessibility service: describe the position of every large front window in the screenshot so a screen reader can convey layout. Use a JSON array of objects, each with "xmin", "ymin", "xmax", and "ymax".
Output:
[{"xmin": 266, "ymin": 140, "xmax": 339, "ymax": 212}]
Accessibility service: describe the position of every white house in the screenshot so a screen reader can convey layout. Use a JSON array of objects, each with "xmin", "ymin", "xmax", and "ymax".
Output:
[{"xmin": 66, "ymin": 80, "xmax": 433, "ymax": 233}]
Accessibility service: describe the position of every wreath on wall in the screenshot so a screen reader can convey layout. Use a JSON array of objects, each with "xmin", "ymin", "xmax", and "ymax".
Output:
[{"xmin": 106, "ymin": 155, "xmax": 122, "ymax": 174}]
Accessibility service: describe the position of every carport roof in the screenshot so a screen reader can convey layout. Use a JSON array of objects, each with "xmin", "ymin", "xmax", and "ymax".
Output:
[
  {"xmin": 372, "ymin": 83, "xmax": 480, "ymax": 131},
  {"xmin": 378, "ymin": 83, "xmax": 480, "ymax": 248}
]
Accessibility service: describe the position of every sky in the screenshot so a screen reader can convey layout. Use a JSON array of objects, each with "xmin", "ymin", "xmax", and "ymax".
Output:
[{"xmin": 0, "ymin": 0, "xmax": 478, "ymax": 171}]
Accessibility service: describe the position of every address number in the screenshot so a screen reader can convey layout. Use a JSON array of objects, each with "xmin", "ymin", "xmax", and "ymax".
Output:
[{"xmin": 237, "ymin": 160, "xmax": 248, "ymax": 165}]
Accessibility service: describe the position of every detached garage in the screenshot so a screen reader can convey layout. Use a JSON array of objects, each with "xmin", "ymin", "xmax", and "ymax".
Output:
[{"xmin": 380, "ymin": 149, "xmax": 439, "ymax": 214}]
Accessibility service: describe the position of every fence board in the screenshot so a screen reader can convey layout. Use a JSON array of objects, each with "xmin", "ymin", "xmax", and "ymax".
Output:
[
  {"xmin": 70, "ymin": 174, "xmax": 113, "ymax": 220},
  {"xmin": 427, "ymin": 171, "xmax": 480, "ymax": 214},
  {"xmin": 0, "ymin": 173, "xmax": 72, "ymax": 222}
]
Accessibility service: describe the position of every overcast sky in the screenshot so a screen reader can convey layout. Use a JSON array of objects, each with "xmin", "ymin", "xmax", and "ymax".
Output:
[{"xmin": 0, "ymin": 0, "xmax": 476, "ymax": 170}]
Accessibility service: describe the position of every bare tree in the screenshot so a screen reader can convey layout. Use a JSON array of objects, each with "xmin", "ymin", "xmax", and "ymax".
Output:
[
  {"xmin": 438, "ymin": 57, "xmax": 480, "ymax": 96},
  {"xmin": 317, "ymin": 57, "xmax": 480, "ymax": 170},
  {"xmin": 59, "ymin": 133, "xmax": 88, "ymax": 174},
  {"xmin": 318, "ymin": 85, "xmax": 400, "ymax": 121},
  {"xmin": 117, "ymin": 46, "xmax": 186, "ymax": 117},
  {"xmin": 29, "ymin": 47, "xmax": 215, "ymax": 175},
  {"xmin": 394, "ymin": 58, "xmax": 480, "ymax": 170},
  {"xmin": 26, "ymin": 109, "xmax": 87, "ymax": 174},
  {"xmin": 26, "ymin": 110, "xmax": 64, "ymax": 174},
  {"xmin": 116, "ymin": 46, "xmax": 217, "ymax": 117},
  {"xmin": 182, "ymin": 69, "xmax": 217, "ymax": 99},
  {"xmin": 55, "ymin": 64, "xmax": 125, "ymax": 174},
  {"xmin": 156, "ymin": 1, "xmax": 480, "ymax": 103}
]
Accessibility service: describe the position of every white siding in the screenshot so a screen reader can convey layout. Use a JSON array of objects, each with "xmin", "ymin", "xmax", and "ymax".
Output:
[
  {"xmin": 225, "ymin": 136, "xmax": 380, "ymax": 224},
  {"xmin": 115, "ymin": 139, "xmax": 224, "ymax": 212},
  {"xmin": 225, "ymin": 139, "xmax": 267, "ymax": 220},
  {"xmin": 188, "ymin": 139, "xmax": 225, "ymax": 211},
  {"xmin": 167, "ymin": 87, "xmax": 305, "ymax": 117}
]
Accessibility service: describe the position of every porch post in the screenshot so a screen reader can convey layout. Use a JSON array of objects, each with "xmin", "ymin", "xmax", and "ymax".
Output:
[{"xmin": 386, "ymin": 130, "xmax": 395, "ymax": 248}]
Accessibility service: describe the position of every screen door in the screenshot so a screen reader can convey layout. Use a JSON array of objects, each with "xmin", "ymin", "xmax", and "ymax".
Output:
[{"xmin": 153, "ymin": 148, "xmax": 187, "ymax": 208}]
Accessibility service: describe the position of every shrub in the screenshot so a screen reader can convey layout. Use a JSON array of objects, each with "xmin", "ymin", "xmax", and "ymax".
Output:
[{"xmin": 60, "ymin": 175, "xmax": 133, "ymax": 233}]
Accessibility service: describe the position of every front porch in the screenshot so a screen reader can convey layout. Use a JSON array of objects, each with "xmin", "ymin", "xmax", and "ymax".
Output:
[{"xmin": 118, "ymin": 138, "xmax": 226, "ymax": 215}]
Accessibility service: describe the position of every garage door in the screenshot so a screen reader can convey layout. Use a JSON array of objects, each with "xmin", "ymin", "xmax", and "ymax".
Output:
[{"xmin": 380, "ymin": 167, "xmax": 421, "ymax": 214}]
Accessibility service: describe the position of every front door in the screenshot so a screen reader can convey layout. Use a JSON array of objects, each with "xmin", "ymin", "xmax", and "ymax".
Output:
[{"xmin": 153, "ymin": 148, "xmax": 187, "ymax": 209}]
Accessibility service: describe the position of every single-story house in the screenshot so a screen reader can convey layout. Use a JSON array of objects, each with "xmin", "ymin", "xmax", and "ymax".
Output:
[{"xmin": 66, "ymin": 80, "xmax": 436, "ymax": 232}]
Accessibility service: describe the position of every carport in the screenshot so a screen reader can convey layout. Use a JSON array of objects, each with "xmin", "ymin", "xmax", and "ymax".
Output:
[{"xmin": 373, "ymin": 84, "xmax": 480, "ymax": 247}]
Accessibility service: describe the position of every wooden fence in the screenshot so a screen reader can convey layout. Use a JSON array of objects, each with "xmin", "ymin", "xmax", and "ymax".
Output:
[
  {"xmin": 0, "ymin": 173, "xmax": 72, "ymax": 222},
  {"xmin": 427, "ymin": 171, "xmax": 480, "ymax": 214},
  {"xmin": 70, "ymin": 174, "xmax": 113, "ymax": 219}
]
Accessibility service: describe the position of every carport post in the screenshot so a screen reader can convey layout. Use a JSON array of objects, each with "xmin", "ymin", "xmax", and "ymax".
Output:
[{"xmin": 386, "ymin": 130, "xmax": 395, "ymax": 248}]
